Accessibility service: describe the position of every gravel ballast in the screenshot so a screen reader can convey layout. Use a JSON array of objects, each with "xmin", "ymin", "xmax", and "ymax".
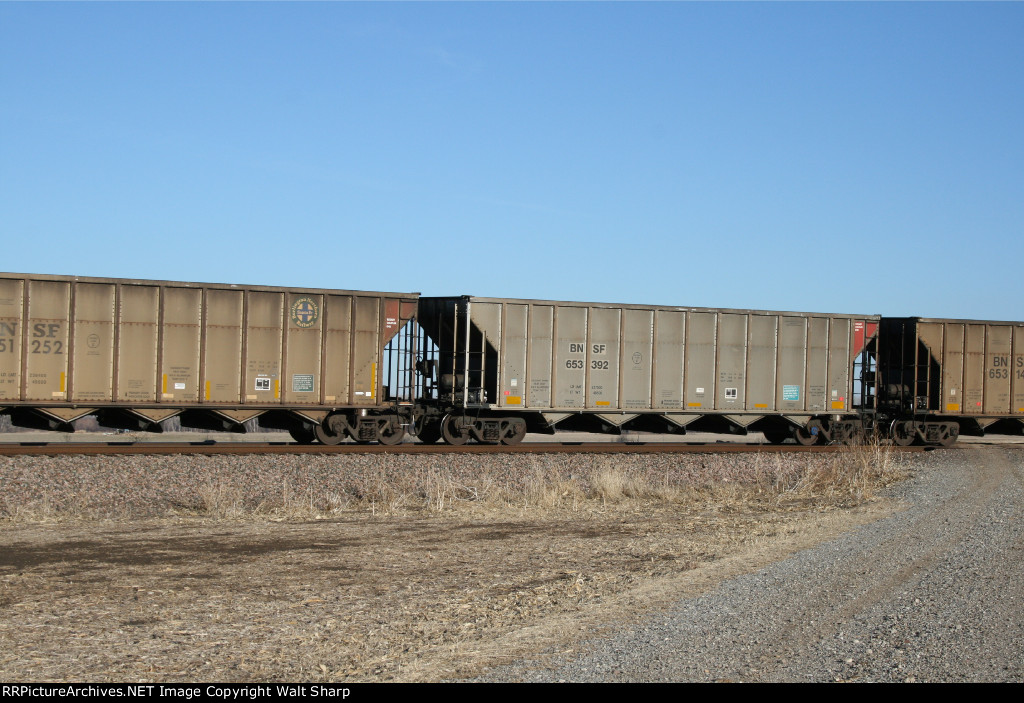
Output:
[{"xmin": 473, "ymin": 445, "xmax": 1024, "ymax": 682}]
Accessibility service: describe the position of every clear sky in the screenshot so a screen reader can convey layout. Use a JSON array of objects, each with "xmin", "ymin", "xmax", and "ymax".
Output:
[{"xmin": 1, "ymin": 2, "xmax": 1021, "ymax": 320}]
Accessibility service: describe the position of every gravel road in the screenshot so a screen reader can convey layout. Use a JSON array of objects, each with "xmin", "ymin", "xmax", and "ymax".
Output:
[{"xmin": 477, "ymin": 445, "xmax": 1024, "ymax": 682}]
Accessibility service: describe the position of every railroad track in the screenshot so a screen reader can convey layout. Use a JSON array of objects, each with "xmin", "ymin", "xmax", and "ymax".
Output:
[{"xmin": 0, "ymin": 441, "xmax": 933, "ymax": 457}]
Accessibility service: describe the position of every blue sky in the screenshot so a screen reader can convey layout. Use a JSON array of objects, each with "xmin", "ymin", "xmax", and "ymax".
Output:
[{"xmin": 1, "ymin": 2, "xmax": 1021, "ymax": 320}]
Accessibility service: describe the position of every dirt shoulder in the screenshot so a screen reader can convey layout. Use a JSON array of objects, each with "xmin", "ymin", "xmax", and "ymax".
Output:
[{"xmin": 0, "ymin": 487, "xmax": 900, "ymax": 682}]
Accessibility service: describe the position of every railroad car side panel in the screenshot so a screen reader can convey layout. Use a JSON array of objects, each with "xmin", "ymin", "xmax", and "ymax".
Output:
[
  {"xmin": 964, "ymin": 324, "xmax": 986, "ymax": 414},
  {"xmin": 470, "ymin": 302, "xmax": 502, "ymax": 405},
  {"xmin": 716, "ymin": 313, "xmax": 747, "ymax": 411},
  {"xmin": 984, "ymin": 324, "xmax": 1013, "ymax": 415},
  {"xmin": 684, "ymin": 312, "xmax": 716, "ymax": 410},
  {"xmin": 322, "ymin": 295, "xmax": 352, "ymax": 405},
  {"xmin": 827, "ymin": 318, "xmax": 852, "ymax": 411},
  {"xmin": 527, "ymin": 305, "xmax": 553, "ymax": 408},
  {"xmin": 620, "ymin": 308, "xmax": 652, "ymax": 410},
  {"xmin": 940, "ymin": 323, "xmax": 965, "ymax": 413},
  {"xmin": 25, "ymin": 280, "xmax": 70, "ymax": 402},
  {"xmin": 0, "ymin": 278, "xmax": 24, "ymax": 401},
  {"xmin": 1015, "ymin": 327, "xmax": 1024, "ymax": 414},
  {"xmin": 916, "ymin": 321, "xmax": 944, "ymax": 413},
  {"xmin": 70, "ymin": 282, "xmax": 115, "ymax": 403},
  {"xmin": 587, "ymin": 306, "xmax": 620, "ymax": 409},
  {"xmin": 652, "ymin": 310, "xmax": 684, "ymax": 410},
  {"xmin": 203, "ymin": 288, "xmax": 243, "ymax": 403},
  {"xmin": 283, "ymin": 292, "xmax": 323, "ymax": 405},
  {"xmin": 351, "ymin": 296, "xmax": 381, "ymax": 403},
  {"xmin": 117, "ymin": 285, "xmax": 159, "ymax": 403},
  {"xmin": 806, "ymin": 317, "xmax": 829, "ymax": 412},
  {"xmin": 500, "ymin": 303, "xmax": 527, "ymax": 409},
  {"xmin": 777, "ymin": 316, "xmax": 807, "ymax": 412},
  {"xmin": 161, "ymin": 287, "xmax": 201, "ymax": 403},
  {"xmin": 553, "ymin": 306, "xmax": 587, "ymax": 408},
  {"xmin": 243, "ymin": 291, "xmax": 284, "ymax": 405},
  {"xmin": 747, "ymin": 315, "xmax": 777, "ymax": 412}
]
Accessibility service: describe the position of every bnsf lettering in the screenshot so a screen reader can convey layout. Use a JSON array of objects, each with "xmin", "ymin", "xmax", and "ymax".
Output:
[
  {"xmin": 0, "ymin": 322, "xmax": 16, "ymax": 336},
  {"xmin": 1017, "ymin": 357, "xmax": 1024, "ymax": 368},
  {"xmin": 988, "ymin": 356, "xmax": 1014, "ymax": 380},
  {"xmin": 569, "ymin": 343, "xmax": 585, "ymax": 353},
  {"xmin": 32, "ymin": 323, "xmax": 61, "ymax": 338},
  {"xmin": 592, "ymin": 344, "xmax": 606, "ymax": 354}
]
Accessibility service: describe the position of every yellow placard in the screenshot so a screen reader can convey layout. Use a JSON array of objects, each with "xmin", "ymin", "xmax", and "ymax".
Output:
[
  {"xmin": 506, "ymin": 395, "xmax": 522, "ymax": 405},
  {"xmin": 947, "ymin": 403, "xmax": 960, "ymax": 412},
  {"xmin": 831, "ymin": 401, "xmax": 845, "ymax": 410},
  {"xmin": 687, "ymin": 402, "xmax": 702, "ymax": 408},
  {"xmin": 595, "ymin": 401, "xmax": 610, "ymax": 406},
  {"xmin": 754, "ymin": 403, "xmax": 768, "ymax": 409}
]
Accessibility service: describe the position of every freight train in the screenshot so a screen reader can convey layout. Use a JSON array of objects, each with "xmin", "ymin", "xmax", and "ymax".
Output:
[{"xmin": 1, "ymin": 273, "xmax": 1021, "ymax": 447}]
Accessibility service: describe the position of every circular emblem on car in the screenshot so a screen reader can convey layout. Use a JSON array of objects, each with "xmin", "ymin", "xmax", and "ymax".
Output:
[{"xmin": 290, "ymin": 297, "xmax": 320, "ymax": 328}]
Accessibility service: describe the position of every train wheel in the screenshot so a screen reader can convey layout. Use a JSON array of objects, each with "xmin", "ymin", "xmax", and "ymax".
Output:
[
  {"xmin": 314, "ymin": 424, "xmax": 345, "ymax": 446},
  {"xmin": 440, "ymin": 414, "xmax": 470, "ymax": 446},
  {"xmin": 794, "ymin": 426, "xmax": 820, "ymax": 446},
  {"xmin": 938, "ymin": 423, "xmax": 959, "ymax": 447},
  {"xmin": 289, "ymin": 425, "xmax": 316, "ymax": 445},
  {"xmin": 377, "ymin": 423, "xmax": 406, "ymax": 446},
  {"xmin": 500, "ymin": 419, "xmax": 527, "ymax": 445},
  {"xmin": 416, "ymin": 422, "xmax": 442, "ymax": 444},
  {"xmin": 891, "ymin": 421, "xmax": 916, "ymax": 447}
]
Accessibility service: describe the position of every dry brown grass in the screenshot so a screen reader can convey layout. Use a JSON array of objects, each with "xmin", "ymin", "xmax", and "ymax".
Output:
[
  {"xmin": 191, "ymin": 444, "xmax": 908, "ymax": 521},
  {"xmin": 771, "ymin": 441, "xmax": 906, "ymax": 508},
  {"xmin": 2, "ymin": 495, "xmax": 58, "ymax": 523},
  {"xmin": 0, "ymin": 444, "xmax": 909, "ymax": 525}
]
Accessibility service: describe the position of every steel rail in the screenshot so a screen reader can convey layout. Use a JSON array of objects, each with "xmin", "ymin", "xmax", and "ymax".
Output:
[{"xmin": 0, "ymin": 441, "xmax": 932, "ymax": 457}]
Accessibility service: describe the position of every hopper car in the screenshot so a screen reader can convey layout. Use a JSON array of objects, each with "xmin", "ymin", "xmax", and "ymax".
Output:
[
  {"xmin": 877, "ymin": 317, "xmax": 1024, "ymax": 445},
  {"xmin": 1, "ymin": 273, "xmax": 1022, "ymax": 446},
  {"xmin": 415, "ymin": 296, "xmax": 881, "ymax": 446},
  {"xmin": 0, "ymin": 273, "xmax": 419, "ymax": 445}
]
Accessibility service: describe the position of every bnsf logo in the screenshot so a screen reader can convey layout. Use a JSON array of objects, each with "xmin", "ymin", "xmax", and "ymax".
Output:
[{"xmin": 290, "ymin": 297, "xmax": 320, "ymax": 328}]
